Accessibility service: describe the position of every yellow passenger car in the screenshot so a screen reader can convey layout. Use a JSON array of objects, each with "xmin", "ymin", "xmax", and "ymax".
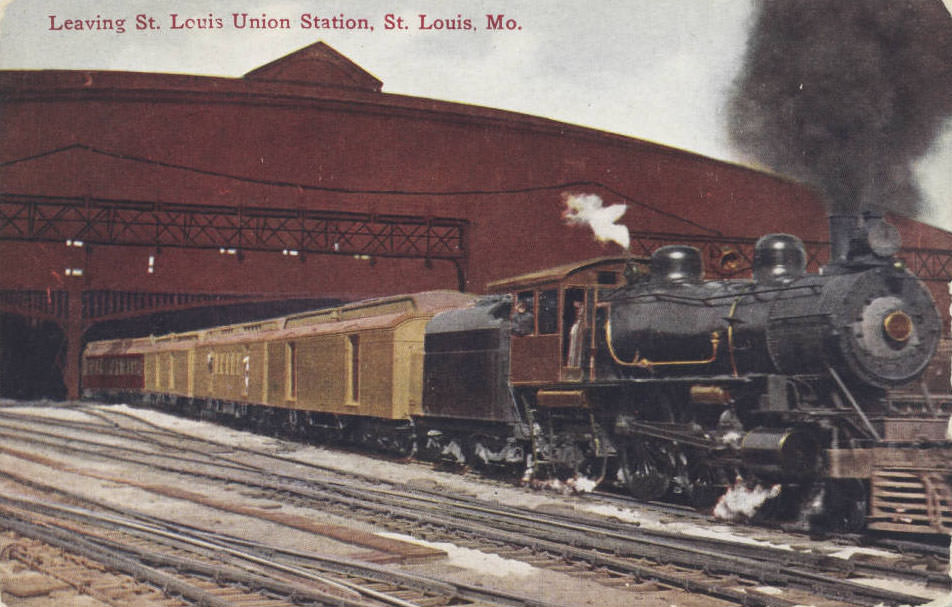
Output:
[{"xmin": 83, "ymin": 291, "xmax": 475, "ymax": 433}]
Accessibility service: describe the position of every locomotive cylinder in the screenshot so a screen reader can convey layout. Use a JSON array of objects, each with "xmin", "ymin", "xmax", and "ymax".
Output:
[{"xmin": 740, "ymin": 428, "xmax": 819, "ymax": 479}]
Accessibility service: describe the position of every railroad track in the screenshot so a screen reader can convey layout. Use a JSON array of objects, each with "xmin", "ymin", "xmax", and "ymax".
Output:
[
  {"xmin": 17, "ymin": 403, "xmax": 951, "ymax": 556},
  {"xmin": 0, "ymin": 485, "xmax": 559, "ymax": 607},
  {"xmin": 0, "ymin": 402, "xmax": 947, "ymax": 606},
  {"xmin": 108, "ymin": 402, "xmax": 952, "ymax": 569}
]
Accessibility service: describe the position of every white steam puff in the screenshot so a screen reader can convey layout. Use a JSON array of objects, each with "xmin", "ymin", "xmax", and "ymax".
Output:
[
  {"xmin": 562, "ymin": 193, "xmax": 630, "ymax": 250},
  {"xmin": 713, "ymin": 476, "xmax": 782, "ymax": 522}
]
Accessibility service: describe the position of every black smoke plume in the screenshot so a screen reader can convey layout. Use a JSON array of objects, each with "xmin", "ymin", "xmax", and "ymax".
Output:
[{"xmin": 729, "ymin": 0, "xmax": 952, "ymax": 217}]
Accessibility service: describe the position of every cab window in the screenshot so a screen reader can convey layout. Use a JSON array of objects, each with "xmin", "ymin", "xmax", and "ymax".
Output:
[
  {"xmin": 538, "ymin": 289, "xmax": 558, "ymax": 335},
  {"xmin": 512, "ymin": 291, "xmax": 536, "ymax": 336}
]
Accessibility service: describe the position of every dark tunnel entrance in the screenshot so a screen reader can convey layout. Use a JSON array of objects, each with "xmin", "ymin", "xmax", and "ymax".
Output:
[{"xmin": 0, "ymin": 314, "xmax": 67, "ymax": 400}]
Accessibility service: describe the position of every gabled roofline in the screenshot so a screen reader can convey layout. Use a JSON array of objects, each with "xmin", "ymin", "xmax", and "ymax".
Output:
[{"xmin": 243, "ymin": 41, "xmax": 382, "ymax": 91}]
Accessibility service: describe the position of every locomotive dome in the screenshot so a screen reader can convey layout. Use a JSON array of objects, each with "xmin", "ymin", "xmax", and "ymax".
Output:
[
  {"xmin": 753, "ymin": 234, "xmax": 807, "ymax": 283},
  {"xmin": 650, "ymin": 245, "xmax": 703, "ymax": 284}
]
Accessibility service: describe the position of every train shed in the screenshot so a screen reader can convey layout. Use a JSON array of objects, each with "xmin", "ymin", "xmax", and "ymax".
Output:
[{"xmin": 2, "ymin": 41, "xmax": 951, "ymax": 398}]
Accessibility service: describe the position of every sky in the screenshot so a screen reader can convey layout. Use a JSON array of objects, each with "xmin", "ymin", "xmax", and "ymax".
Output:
[{"xmin": 1, "ymin": 0, "xmax": 950, "ymax": 230}]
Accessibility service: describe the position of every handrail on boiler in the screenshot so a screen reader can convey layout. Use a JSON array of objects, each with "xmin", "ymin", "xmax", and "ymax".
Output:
[{"xmin": 604, "ymin": 317, "xmax": 720, "ymax": 369}]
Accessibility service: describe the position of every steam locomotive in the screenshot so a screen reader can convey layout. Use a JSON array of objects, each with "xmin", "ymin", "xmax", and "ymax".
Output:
[{"xmin": 83, "ymin": 213, "xmax": 952, "ymax": 533}]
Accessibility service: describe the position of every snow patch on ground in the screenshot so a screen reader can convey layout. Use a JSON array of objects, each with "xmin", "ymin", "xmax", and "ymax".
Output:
[
  {"xmin": 923, "ymin": 592, "xmax": 952, "ymax": 607},
  {"xmin": 664, "ymin": 520, "xmax": 795, "ymax": 551},
  {"xmin": 575, "ymin": 503, "xmax": 649, "ymax": 526},
  {"xmin": 832, "ymin": 538, "xmax": 950, "ymax": 603},
  {"xmin": 848, "ymin": 576, "xmax": 947, "ymax": 601},
  {"xmin": 826, "ymin": 546, "xmax": 902, "ymax": 561},
  {"xmin": 576, "ymin": 502, "xmax": 799, "ymax": 552},
  {"xmin": 0, "ymin": 401, "xmax": 97, "ymax": 423},
  {"xmin": 526, "ymin": 476, "xmax": 599, "ymax": 495},
  {"xmin": 379, "ymin": 533, "xmax": 536, "ymax": 578}
]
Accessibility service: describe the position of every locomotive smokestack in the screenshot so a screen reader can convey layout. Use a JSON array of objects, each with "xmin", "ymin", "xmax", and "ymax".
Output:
[
  {"xmin": 828, "ymin": 215, "xmax": 858, "ymax": 265},
  {"xmin": 827, "ymin": 211, "xmax": 902, "ymax": 267}
]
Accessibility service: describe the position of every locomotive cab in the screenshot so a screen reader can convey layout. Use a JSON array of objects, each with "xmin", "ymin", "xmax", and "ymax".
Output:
[{"xmin": 487, "ymin": 257, "xmax": 647, "ymax": 386}]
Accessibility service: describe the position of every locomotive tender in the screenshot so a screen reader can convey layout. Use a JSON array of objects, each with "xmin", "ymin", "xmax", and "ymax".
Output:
[{"xmin": 83, "ymin": 213, "xmax": 952, "ymax": 533}]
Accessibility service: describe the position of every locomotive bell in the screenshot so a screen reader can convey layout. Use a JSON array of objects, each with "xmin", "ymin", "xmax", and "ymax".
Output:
[
  {"xmin": 753, "ymin": 234, "xmax": 806, "ymax": 283},
  {"xmin": 650, "ymin": 245, "xmax": 703, "ymax": 283}
]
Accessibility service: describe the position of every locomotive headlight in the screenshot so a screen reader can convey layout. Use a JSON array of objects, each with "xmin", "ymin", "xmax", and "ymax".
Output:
[{"xmin": 883, "ymin": 309, "xmax": 913, "ymax": 343}]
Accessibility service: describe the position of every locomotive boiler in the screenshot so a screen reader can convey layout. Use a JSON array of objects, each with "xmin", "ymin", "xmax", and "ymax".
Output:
[
  {"xmin": 82, "ymin": 213, "xmax": 952, "ymax": 534},
  {"xmin": 602, "ymin": 217, "xmax": 938, "ymax": 387}
]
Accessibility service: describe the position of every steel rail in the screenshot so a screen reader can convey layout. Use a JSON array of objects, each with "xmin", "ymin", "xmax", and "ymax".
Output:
[
  {"xmin": 0, "ymin": 512, "xmax": 238, "ymax": 607},
  {"xmin": 0, "ymin": 496, "xmax": 423, "ymax": 607},
  {"xmin": 0, "ymin": 489, "xmax": 557, "ymax": 607}
]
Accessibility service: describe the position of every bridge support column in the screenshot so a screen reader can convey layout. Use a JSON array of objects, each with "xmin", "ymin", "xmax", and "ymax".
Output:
[{"xmin": 63, "ymin": 286, "xmax": 84, "ymax": 401}]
